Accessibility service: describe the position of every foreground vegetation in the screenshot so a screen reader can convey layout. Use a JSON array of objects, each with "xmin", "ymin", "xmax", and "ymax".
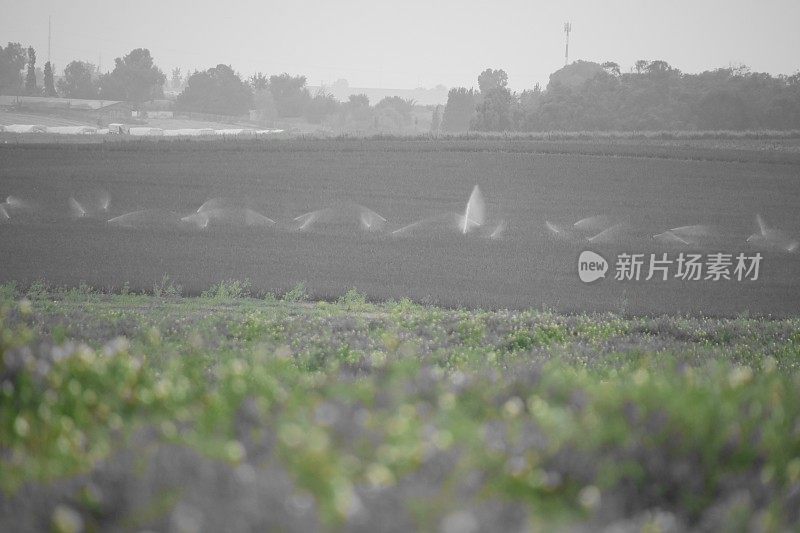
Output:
[{"xmin": 1, "ymin": 282, "xmax": 799, "ymax": 531}]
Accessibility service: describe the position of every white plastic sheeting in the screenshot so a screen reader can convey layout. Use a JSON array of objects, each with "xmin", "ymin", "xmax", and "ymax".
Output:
[
  {"xmin": 46, "ymin": 126, "xmax": 98, "ymax": 135},
  {"xmin": 163, "ymin": 128, "xmax": 215, "ymax": 137},
  {"xmin": 5, "ymin": 124, "xmax": 47, "ymax": 133},
  {"xmin": 128, "ymin": 127, "xmax": 164, "ymax": 136},
  {"xmin": 214, "ymin": 128, "xmax": 255, "ymax": 136},
  {"xmin": 1, "ymin": 124, "xmax": 284, "ymax": 136}
]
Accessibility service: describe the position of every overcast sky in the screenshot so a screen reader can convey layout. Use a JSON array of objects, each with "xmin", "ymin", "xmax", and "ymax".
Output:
[{"xmin": 2, "ymin": 0, "xmax": 799, "ymax": 90}]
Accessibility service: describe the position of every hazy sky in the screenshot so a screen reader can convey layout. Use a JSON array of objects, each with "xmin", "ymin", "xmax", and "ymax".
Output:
[{"xmin": 2, "ymin": 0, "xmax": 799, "ymax": 90}]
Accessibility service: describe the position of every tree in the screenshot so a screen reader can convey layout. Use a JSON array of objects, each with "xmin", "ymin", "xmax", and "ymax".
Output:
[
  {"xmin": 548, "ymin": 61, "xmax": 604, "ymax": 90},
  {"xmin": 633, "ymin": 59, "xmax": 649, "ymax": 74},
  {"xmin": 175, "ymin": 64, "xmax": 252, "ymax": 116},
  {"xmin": 473, "ymin": 87, "xmax": 513, "ymax": 131},
  {"xmin": 374, "ymin": 96, "xmax": 416, "ymax": 132},
  {"xmin": 327, "ymin": 93, "xmax": 374, "ymax": 133},
  {"xmin": 43, "ymin": 61, "xmax": 56, "ymax": 96},
  {"xmin": 269, "ymin": 73, "xmax": 310, "ymax": 117},
  {"xmin": 304, "ymin": 90, "xmax": 339, "ymax": 124},
  {"xmin": 441, "ymin": 87, "xmax": 476, "ymax": 132},
  {"xmin": 375, "ymin": 96, "xmax": 414, "ymax": 117},
  {"xmin": 473, "ymin": 68, "xmax": 513, "ymax": 131},
  {"xmin": 430, "ymin": 105, "xmax": 442, "ymax": 135},
  {"xmin": 344, "ymin": 94, "xmax": 371, "ymax": 122},
  {"xmin": 601, "ymin": 61, "xmax": 620, "ymax": 77},
  {"xmin": 57, "ymin": 61, "xmax": 97, "ymax": 99},
  {"xmin": 170, "ymin": 67, "xmax": 182, "ymax": 91},
  {"xmin": 98, "ymin": 48, "xmax": 165, "ymax": 102},
  {"xmin": 514, "ymin": 87, "xmax": 543, "ymax": 130},
  {"xmin": 252, "ymin": 88, "xmax": 277, "ymax": 125},
  {"xmin": 347, "ymin": 94, "xmax": 369, "ymax": 108},
  {"xmin": 477, "ymin": 68, "xmax": 508, "ymax": 93},
  {"xmin": 0, "ymin": 42, "xmax": 27, "ymax": 94},
  {"xmin": 646, "ymin": 60, "xmax": 673, "ymax": 75},
  {"xmin": 25, "ymin": 46, "xmax": 37, "ymax": 94},
  {"xmin": 249, "ymin": 72, "xmax": 269, "ymax": 91}
]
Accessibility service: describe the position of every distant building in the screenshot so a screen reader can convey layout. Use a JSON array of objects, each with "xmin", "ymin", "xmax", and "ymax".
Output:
[{"xmin": 0, "ymin": 95, "xmax": 133, "ymax": 121}]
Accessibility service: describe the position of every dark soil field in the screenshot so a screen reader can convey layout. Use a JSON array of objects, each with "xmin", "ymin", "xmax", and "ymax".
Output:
[{"xmin": 1, "ymin": 139, "xmax": 799, "ymax": 315}]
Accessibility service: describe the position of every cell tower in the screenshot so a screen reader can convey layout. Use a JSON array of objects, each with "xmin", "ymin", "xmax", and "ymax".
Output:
[{"xmin": 564, "ymin": 22, "xmax": 572, "ymax": 66}]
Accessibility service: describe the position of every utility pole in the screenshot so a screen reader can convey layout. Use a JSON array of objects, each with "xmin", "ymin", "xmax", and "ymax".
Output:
[{"xmin": 563, "ymin": 22, "xmax": 572, "ymax": 66}]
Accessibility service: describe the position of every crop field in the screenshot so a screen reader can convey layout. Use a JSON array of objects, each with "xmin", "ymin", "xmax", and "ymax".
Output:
[
  {"xmin": 1, "ymin": 139, "xmax": 800, "ymax": 531},
  {"xmin": 1, "ymin": 285, "xmax": 800, "ymax": 531},
  {"xmin": 1, "ymin": 139, "xmax": 799, "ymax": 316}
]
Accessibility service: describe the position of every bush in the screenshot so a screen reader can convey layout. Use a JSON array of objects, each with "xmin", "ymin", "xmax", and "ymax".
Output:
[
  {"xmin": 282, "ymin": 282, "xmax": 308, "ymax": 303},
  {"xmin": 201, "ymin": 279, "xmax": 251, "ymax": 301},
  {"xmin": 337, "ymin": 288, "xmax": 367, "ymax": 310},
  {"xmin": 152, "ymin": 274, "xmax": 182, "ymax": 298}
]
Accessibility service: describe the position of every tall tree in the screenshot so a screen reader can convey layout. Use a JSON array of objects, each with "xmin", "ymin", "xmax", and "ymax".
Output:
[
  {"xmin": 645, "ymin": 60, "xmax": 673, "ymax": 75},
  {"xmin": 268, "ymin": 73, "xmax": 310, "ymax": 117},
  {"xmin": 175, "ymin": 64, "xmax": 253, "ymax": 115},
  {"xmin": 474, "ymin": 68, "xmax": 512, "ymax": 132},
  {"xmin": 473, "ymin": 86, "xmax": 513, "ymax": 131},
  {"xmin": 249, "ymin": 72, "xmax": 269, "ymax": 91},
  {"xmin": 98, "ymin": 48, "xmax": 165, "ymax": 102},
  {"xmin": 477, "ymin": 68, "xmax": 508, "ymax": 93},
  {"xmin": 252, "ymin": 88, "xmax": 277, "ymax": 124},
  {"xmin": 441, "ymin": 87, "xmax": 476, "ymax": 132},
  {"xmin": 633, "ymin": 59, "xmax": 649, "ymax": 74},
  {"xmin": 170, "ymin": 67, "xmax": 182, "ymax": 91},
  {"xmin": 43, "ymin": 61, "xmax": 57, "ymax": 96},
  {"xmin": 57, "ymin": 61, "xmax": 98, "ymax": 99},
  {"xmin": 25, "ymin": 46, "xmax": 37, "ymax": 94},
  {"xmin": 601, "ymin": 61, "xmax": 621, "ymax": 77},
  {"xmin": 0, "ymin": 42, "xmax": 27, "ymax": 94},
  {"xmin": 429, "ymin": 105, "xmax": 442, "ymax": 135}
]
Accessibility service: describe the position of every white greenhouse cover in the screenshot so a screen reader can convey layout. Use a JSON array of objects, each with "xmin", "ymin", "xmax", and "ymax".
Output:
[
  {"xmin": 46, "ymin": 126, "xmax": 98, "ymax": 135},
  {"xmin": 128, "ymin": 127, "xmax": 164, "ymax": 136},
  {"xmin": 163, "ymin": 128, "xmax": 215, "ymax": 137},
  {"xmin": 5, "ymin": 124, "xmax": 47, "ymax": 133},
  {"xmin": 215, "ymin": 128, "xmax": 255, "ymax": 136}
]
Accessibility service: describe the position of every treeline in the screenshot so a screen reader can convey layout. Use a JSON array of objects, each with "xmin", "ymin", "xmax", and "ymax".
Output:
[
  {"xmin": 175, "ymin": 65, "xmax": 419, "ymax": 133},
  {"xmin": 441, "ymin": 61, "xmax": 800, "ymax": 132},
  {"xmin": 0, "ymin": 44, "xmax": 164, "ymax": 102},
  {"xmin": 4, "ymin": 39, "xmax": 800, "ymax": 132},
  {"xmin": 0, "ymin": 42, "xmax": 420, "ymax": 132}
]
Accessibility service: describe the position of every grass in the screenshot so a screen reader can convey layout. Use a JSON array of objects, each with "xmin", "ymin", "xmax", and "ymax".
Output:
[{"xmin": 1, "ymin": 283, "xmax": 799, "ymax": 531}]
